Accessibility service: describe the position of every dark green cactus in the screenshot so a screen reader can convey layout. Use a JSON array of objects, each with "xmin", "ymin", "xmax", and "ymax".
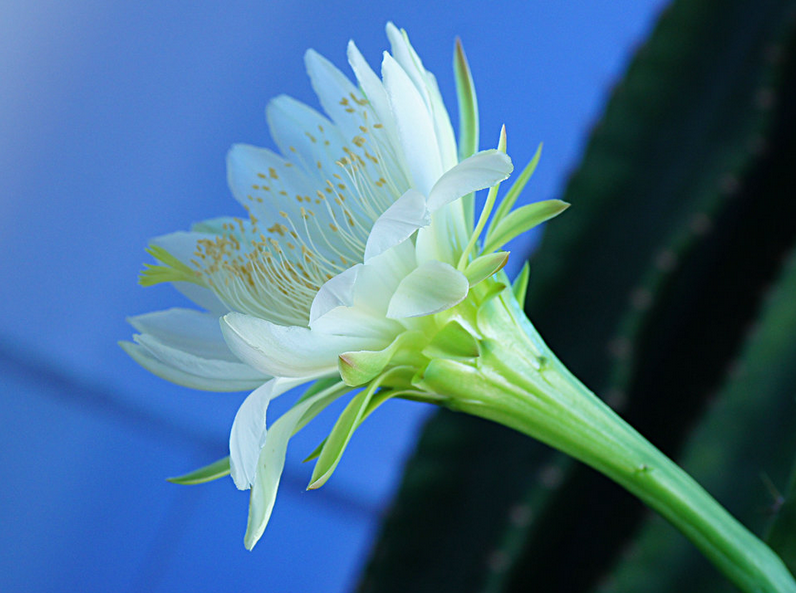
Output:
[{"xmin": 357, "ymin": 0, "xmax": 796, "ymax": 591}]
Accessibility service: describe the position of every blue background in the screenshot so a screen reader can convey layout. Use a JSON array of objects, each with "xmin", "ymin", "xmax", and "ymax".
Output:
[{"xmin": 1, "ymin": 1, "xmax": 666, "ymax": 591}]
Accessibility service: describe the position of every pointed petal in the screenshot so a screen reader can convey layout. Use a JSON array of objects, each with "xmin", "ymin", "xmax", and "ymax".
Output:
[
  {"xmin": 364, "ymin": 189, "xmax": 429, "ymax": 261},
  {"xmin": 385, "ymin": 23, "xmax": 457, "ymax": 171},
  {"xmin": 133, "ymin": 332, "xmax": 265, "ymax": 383},
  {"xmin": 387, "ymin": 261, "xmax": 469, "ymax": 319},
  {"xmin": 305, "ymin": 49, "xmax": 363, "ymax": 139},
  {"xmin": 385, "ymin": 23, "xmax": 430, "ymax": 102},
  {"xmin": 426, "ymin": 150, "xmax": 513, "ymax": 212},
  {"xmin": 128, "ymin": 308, "xmax": 236, "ymax": 361},
  {"xmin": 221, "ymin": 313, "xmax": 389, "ymax": 379},
  {"xmin": 414, "ymin": 149, "xmax": 511, "ymax": 266},
  {"xmin": 245, "ymin": 382, "xmax": 347, "ymax": 549},
  {"xmin": 120, "ymin": 340, "xmax": 264, "ymax": 392},
  {"xmin": 381, "ymin": 52, "xmax": 442, "ymax": 195},
  {"xmin": 265, "ymin": 95, "xmax": 347, "ymax": 184},
  {"xmin": 229, "ymin": 377, "xmax": 306, "ymax": 490},
  {"xmin": 347, "ymin": 40, "xmax": 398, "ymax": 140},
  {"xmin": 421, "ymin": 68, "xmax": 458, "ymax": 172},
  {"xmin": 226, "ymin": 142, "xmax": 316, "ymax": 221}
]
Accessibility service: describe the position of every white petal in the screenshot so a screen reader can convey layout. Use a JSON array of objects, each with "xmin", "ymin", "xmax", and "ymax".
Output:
[
  {"xmin": 221, "ymin": 313, "xmax": 388, "ymax": 378},
  {"xmin": 309, "ymin": 303, "xmax": 403, "ymax": 339},
  {"xmin": 120, "ymin": 340, "xmax": 264, "ymax": 392},
  {"xmin": 226, "ymin": 143, "xmax": 316, "ymax": 221},
  {"xmin": 426, "ymin": 150, "xmax": 514, "ymax": 212},
  {"xmin": 347, "ymin": 40, "xmax": 399, "ymax": 142},
  {"xmin": 355, "ymin": 237, "xmax": 416, "ymax": 313},
  {"xmin": 310, "ymin": 239, "xmax": 415, "ymax": 337},
  {"xmin": 309, "ymin": 264, "xmax": 360, "ymax": 324},
  {"xmin": 229, "ymin": 377, "xmax": 306, "ymax": 490},
  {"xmin": 364, "ymin": 189, "xmax": 429, "ymax": 261},
  {"xmin": 265, "ymin": 95, "xmax": 347, "ymax": 183},
  {"xmin": 244, "ymin": 383, "xmax": 345, "ymax": 549},
  {"xmin": 304, "ymin": 49, "xmax": 362, "ymax": 140},
  {"xmin": 381, "ymin": 52, "xmax": 442, "ymax": 196},
  {"xmin": 413, "ymin": 205, "xmax": 466, "ymax": 267},
  {"xmin": 385, "ymin": 23, "xmax": 430, "ymax": 107},
  {"xmin": 134, "ymin": 333, "xmax": 265, "ymax": 382},
  {"xmin": 387, "ymin": 260, "xmax": 469, "ymax": 319},
  {"xmin": 385, "ymin": 23, "xmax": 457, "ymax": 171},
  {"xmin": 128, "ymin": 308, "xmax": 235, "ymax": 361},
  {"xmin": 422, "ymin": 68, "xmax": 458, "ymax": 172}
]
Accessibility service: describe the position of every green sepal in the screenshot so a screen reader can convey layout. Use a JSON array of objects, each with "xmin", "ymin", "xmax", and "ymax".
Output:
[
  {"xmin": 412, "ymin": 357, "xmax": 478, "ymax": 398},
  {"xmin": 457, "ymin": 126, "xmax": 508, "ymax": 270},
  {"xmin": 454, "ymin": 37, "xmax": 479, "ymax": 231},
  {"xmin": 464, "ymin": 251, "xmax": 510, "ymax": 287},
  {"xmin": 139, "ymin": 244, "xmax": 204, "ymax": 287},
  {"xmin": 482, "ymin": 200, "xmax": 570, "ymax": 254},
  {"xmin": 423, "ymin": 319, "xmax": 480, "ymax": 360},
  {"xmin": 302, "ymin": 439, "xmax": 326, "ymax": 464},
  {"xmin": 512, "ymin": 261, "xmax": 530, "ymax": 305},
  {"xmin": 302, "ymin": 390, "xmax": 397, "ymax": 463},
  {"xmin": 338, "ymin": 331, "xmax": 427, "ymax": 387},
  {"xmin": 480, "ymin": 281, "xmax": 508, "ymax": 306},
  {"xmin": 308, "ymin": 369, "xmax": 407, "ymax": 489},
  {"xmin": 487, "ymin": 143, "xmax": 543, "ymax": 239},
  {"xmin": 454, "ymin": 37, "xmax": 479, "ymax": 162},
  {"xmin": 167, "ymin": 456, "xmax": 230, "ymax": 485}
]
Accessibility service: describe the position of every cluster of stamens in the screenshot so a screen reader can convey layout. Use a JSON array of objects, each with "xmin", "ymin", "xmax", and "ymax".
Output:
[{"xmin": 191, "ymin": 92, "xmax": 410, "ymax": 326}]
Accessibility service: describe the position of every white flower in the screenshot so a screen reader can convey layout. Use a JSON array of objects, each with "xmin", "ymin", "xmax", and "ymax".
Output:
[{"xmin": 123, "ymin": 23, "xmax": 565, "ymax": 549}]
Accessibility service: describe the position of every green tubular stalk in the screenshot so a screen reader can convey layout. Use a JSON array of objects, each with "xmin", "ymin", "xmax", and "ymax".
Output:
[{"xmin": 419, "ymin": 291, "xmax": 796, "ymax": 593}]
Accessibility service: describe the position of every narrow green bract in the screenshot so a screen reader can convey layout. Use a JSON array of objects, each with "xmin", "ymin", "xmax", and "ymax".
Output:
[{"xmin": 167, "ymin": 456, "xmax": 231, "ymax": 485}]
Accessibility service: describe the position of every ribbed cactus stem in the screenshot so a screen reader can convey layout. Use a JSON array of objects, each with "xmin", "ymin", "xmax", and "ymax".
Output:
[{"xmin": 421, "ymin": 292, "xmax": 796, "ymax": 593}]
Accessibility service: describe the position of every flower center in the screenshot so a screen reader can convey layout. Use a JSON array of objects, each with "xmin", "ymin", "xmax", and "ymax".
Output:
[{"xmin": 192, "ymin": 94, "xmax": 410, "ymax": 326}]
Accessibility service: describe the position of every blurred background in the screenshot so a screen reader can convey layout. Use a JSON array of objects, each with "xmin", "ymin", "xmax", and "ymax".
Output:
[{"xmin": 0, "ymin": 1, "xmax": 667, "ymax": 591}]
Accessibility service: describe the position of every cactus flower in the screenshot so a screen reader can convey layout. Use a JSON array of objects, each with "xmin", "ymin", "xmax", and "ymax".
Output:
[
  {"xmin": 122, "ymin": 23, "xmax": 565, "ymax": 548},
  {"xmin": 122, "ymin": 23, "xmax": 795, "ymax": 593}
]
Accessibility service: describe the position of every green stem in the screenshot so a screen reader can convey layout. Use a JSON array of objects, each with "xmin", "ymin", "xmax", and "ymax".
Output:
[{"xmin": 421, "ymin": 291, "xmax": 796, "ymax": 593}]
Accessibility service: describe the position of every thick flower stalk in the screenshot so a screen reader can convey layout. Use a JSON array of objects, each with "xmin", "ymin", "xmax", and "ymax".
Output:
[{"xmin": 122, "ymin": 24, "xmax": 795, "ymax": 593}]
